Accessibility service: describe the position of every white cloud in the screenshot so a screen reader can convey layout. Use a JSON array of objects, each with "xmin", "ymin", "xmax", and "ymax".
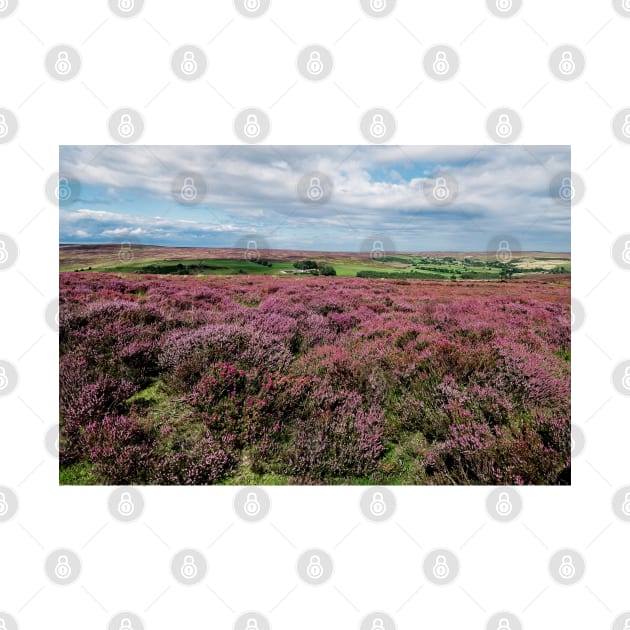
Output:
[{"xmin": 60, "ymin": 145, "xmax": 570, "ymax": 251}]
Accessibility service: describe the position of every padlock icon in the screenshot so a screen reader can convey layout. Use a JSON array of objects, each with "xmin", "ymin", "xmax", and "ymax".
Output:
[
  {"xmin": 371, "ymin": 618, "xmax": 385, "ymax": 630},
  {"xmin": 244, "ymin": 492, "xmax": 261, "ymax": 516},
  {"xmin": 0, "ymin": 114, "xmax": 8, "ymax": 138},
  {"xmin": 496, "ymin": 0, "xmax": 512, "ymax": 11},
  {"xmin": 495, "ymin": 114, "xmax": 513, "ymax": 139},
  {"xmin": 558, "ymin": 176, "xmax": 574, "ymax": 202},
  {"xmin": 245, "ymin": 240, "xmax": 259, "ymax": 261},
  {"xmin": 621, "ymin": 492, "xmax": 630, "ymax": 516},
  {"xmin": 306, "ymin": 554, "xmax": 324, "ymax": 579},
  {"xmin": 54, "ymin": 51, "xmax": 72, "ymax": 76},
  {"xmin": 570, "ymin": 308, "xmax": 575, "ymax": 327},
  {"xmin": 118, "ymin": 491, "xmax": 135, "ymax": 516},
  {"xmin": 119, "ymin": 241, "xmax": 133, "ymax": 262},
  {"xmin": 495, "ymin": 491, "xmax": 512, "ymax": 516},
  {"xmin": 370, "ymin": 239, "xmax": 385, "ymax": 260},
  {"xmin": 56, "ymin": 177, "xmax": 72, "ymax": 201},
  {"xmin": 497, "ymin": 618, "xmax": 511, "ymax": 630},
  {"xmin": 117, "ymin": 114, "xmax": 135, "ymax": 139},
  {"xmin": 622, "ymin": 240, "xmax": 630, "ymax": 264},
  {"xmin": 118, "ymin": 0, "xmax": 135, "ymax": 11},
  {"xmin": 0, "ymin": 491, "xmax": 8, "ymax": 516},
  {"xmin": 307, "ymin": 177, "xmax": 324, "ymax": 201},
  {"xmin": 181, "ymin": 51, "xmax": 198, "ymax": 76},
  {"xmin": 181, "ymin": 555, "xmax": 198, "ymax": 579},
  {"xmin": 54, "ymin": 554, "xmax": 72, "ymax": 579},
  {"xmin": 496, "ymin": 240, "xmax": 512, "ymax": 263},
  {"xmin": 244, "ymin": 114, "xmax": 261, "ymax": 138},
  {"xmin": 0, "ymin": 0, "xmax": 8, "ymax": 11},
  {"xmin": 181, "ymin": 177, "xmax": 197, "ymax": 201},
  {"xmin": 623, "ymin": 619, "xmax": 630, "ymax": 630},
  {"xmin": 307, "ymin": 51, "xmax": 323, "ymax": 75},
  {"xmin": 244, "ymin": 0, "xmax": 261, "ymax": 10},
  {"xmin": 432, "ymin": 51, "xmax": 449, "ymax": 76},
  {"xmin": 558, "ymin": 555, "xmax": 576, "ymax": 579},
  {"xmin": 119, "ymin": 617, "xmax": 134, "ymax": 630},
  {"xmin": 432, "ymin": 555, "xmax": 450, "ymax": 579},
  {"xmin": 622, "ymin": 114, "xmax": 630, "ymax": 139},
  {"xmin": 246, "ymin": 618, "xmax": 259, "ymax": 630},
  {"xmin": 624, "ymin": 0, "xmax": 630, "ymax": 11},
  {"xmin": 369, "ymin": 114, "xmax": 387, "ymax": 139},
  {"xmin": 369, "ymin": 0, "xmax": 387, "ymax": 12},
  {"xmin": 622, "ymin": 366, "xmax": 630, "ymax": 390},
  {"xmin": 0, "ymin": 240, "xmax": 8, "ymax": 265},
  {"xmin": 0, "ymin": 619, "xmax": 7, "ymax": 630},
  {"xmin": 432, "ymin": 177, "xmax": 450, "ymax": 201},
  {"xmin": 369, "ymin": 491, "xmax": 386, "ymax": 516},
  {"xmin": 0, "ymin": 366, "xmax": 8, "ymax": 390},
  {"xmin": 558, "ymin": 51, "xmax": 576, "ymax": 76}
]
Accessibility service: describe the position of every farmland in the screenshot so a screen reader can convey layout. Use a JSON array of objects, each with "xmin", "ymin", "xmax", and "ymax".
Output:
[
  {"xmin": 60, "ymin": 244, "xmax": 571, "ymax": 279},
  {"xmin": 59, "ymin": 256, "xmax": 571, "ymax": 485}
]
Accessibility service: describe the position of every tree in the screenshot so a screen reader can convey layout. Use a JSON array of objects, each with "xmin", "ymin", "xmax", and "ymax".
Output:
[
  {"xmin": 293, "ymin": 260, "xmax": 319, "ymax": 270},
  {"xmin": 319, "ymin": 264, "xmax": 336, "ymax": 276}
]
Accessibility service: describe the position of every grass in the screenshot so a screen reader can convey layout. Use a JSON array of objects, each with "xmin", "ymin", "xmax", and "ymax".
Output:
[
  {"xmin": 59, "ymin": 462, "xmax": 98, "ymax": 485},
  {"xmin": 127, "ymin": 380, "xmax": 169, "ymax": 406},
  {"xmin": 97, "ymin": 259, "xmax": 297, "ymax": 276},
  {"xmin": 74, "ymin": 254, "xmax": 570, "ymax": 281},
  {"xmin": 96, "ymin": 251, "xmax": 571, "ymax": 280},
  {"xmin": 61, "ymin": 244, "xmax": 571, "ymax": 282}
]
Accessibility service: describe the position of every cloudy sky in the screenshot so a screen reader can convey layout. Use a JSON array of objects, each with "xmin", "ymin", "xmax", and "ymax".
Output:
[{"xmin": 59, "ymin": 145, "xmax": 570, "ymax": 252}]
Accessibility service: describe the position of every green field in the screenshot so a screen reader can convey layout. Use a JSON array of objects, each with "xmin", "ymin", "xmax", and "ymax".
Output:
[
  {"xmin": 61, "ymin": 246, "xmax": 570, "ymax": 280},
  {"xmin": 96, "ymin": 258, "xmax": 297, "ymax": 275}
]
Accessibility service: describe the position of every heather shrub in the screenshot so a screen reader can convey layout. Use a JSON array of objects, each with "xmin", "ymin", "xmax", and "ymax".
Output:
[
  {"xmin": 153, "ymin": 432, "xmax": 236, "ymax": 485},
  {"xmin": 84, "ymin": 414, "xmax": 159, "ymax": 484},
  {"xmin": 59, "ymin": 272, "xmax": 570, "ymax": 485},
  {"xmin": 280, "ymin": 378, "xmax": 385, "ymax": 481},
  {"xmin": 423, "ymin": 413, "xmax": 570, "ymax": 485},
  {"xmin": 119, "ymin": 338, "xmax": 162, "ymax": 381},
  {"xmin": 187, "ymin": 362, "xmax": 289, "ymax": 464},
  {"xmin": 160, "ymin": 324, "xmax": 292, "ymax": 390},
  {"xmin": 60, "ymin": 352, "xmax": 138, "ymax": 465}
]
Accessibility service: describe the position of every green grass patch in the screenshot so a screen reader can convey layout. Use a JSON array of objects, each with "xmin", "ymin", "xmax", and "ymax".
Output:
[
  {"xmin": 59, "ymin": 462, "xmax": 99, "ymax": 485},
  {"xmin": 127, "ymin": 380, "xmax": 169, "ymax": 407},
  {"xmin": 99, "ymin": 259, "xmax": 297, "ymax": 276}
]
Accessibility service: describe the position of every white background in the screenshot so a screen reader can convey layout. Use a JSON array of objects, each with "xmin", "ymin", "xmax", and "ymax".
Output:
[{"xmin": 1, "ymin": 0, "xmax": 629, "ymax": 628}]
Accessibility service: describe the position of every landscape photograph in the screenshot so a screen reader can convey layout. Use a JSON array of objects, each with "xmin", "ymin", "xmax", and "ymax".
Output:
[{"xmin": 59, "ymin": 145, "xmax": 571, "ymax": 485}]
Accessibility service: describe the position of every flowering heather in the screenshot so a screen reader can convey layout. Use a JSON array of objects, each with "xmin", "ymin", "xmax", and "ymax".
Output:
[{"xmin": 59, "ymin": 272, "xmax": 570, "ymax": 485}]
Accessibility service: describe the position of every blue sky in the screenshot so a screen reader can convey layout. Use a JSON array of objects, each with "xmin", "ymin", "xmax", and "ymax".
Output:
[{"xmin": 59, "ymin": 145, "xmax": 570, "ymax": 252}]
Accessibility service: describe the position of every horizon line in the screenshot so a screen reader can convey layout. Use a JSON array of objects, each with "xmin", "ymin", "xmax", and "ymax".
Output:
[{"xmin": 59, "ymin": 242, "xmax": 571, "ymax": 255}]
